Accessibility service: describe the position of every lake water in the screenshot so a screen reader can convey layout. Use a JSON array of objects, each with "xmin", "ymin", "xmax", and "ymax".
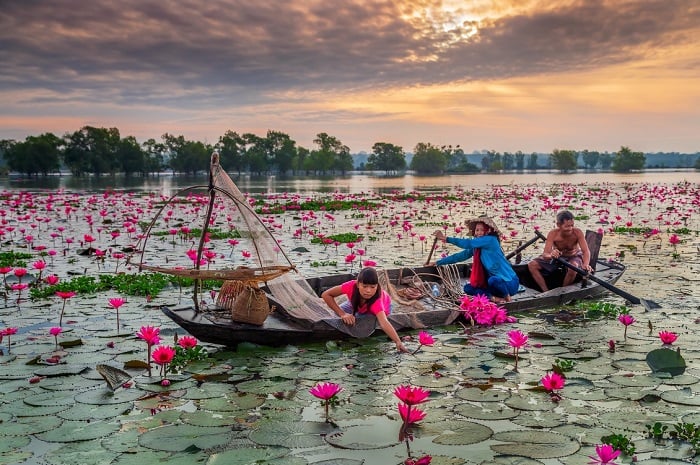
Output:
[{"xmin": 0, "ymin": 171, "xmax": 699, "ymax": 465}]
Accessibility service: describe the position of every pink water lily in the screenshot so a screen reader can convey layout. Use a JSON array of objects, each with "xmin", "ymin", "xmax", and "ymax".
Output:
[
  {"xmin": 618, "ymin": 313, "xmax": 635, "ymax": 340},
  {"xmin": 411, "ymin": 331, "xmax": 435, "ymax": 355},
  {"xmin": 541, "ymin": 372, "xmax": 565, "ymax": 394},
  {"xmin": 1, "ymin": 327, "xmax": 18, "ymax": 353},
  {"xmin": 55, "ymin": 291, "xmax": 77, "ymax": 326},
  {"xmin": 177, "ymin": 335, "xmax": 198, "ymax": 349},
  {"xmin": 136, "ymin": 325, "xmax": 161, "ymax": 376},
  {"xmin": 394, "ymin": 385, "xmax": 430, "ymax": 406},
  {"xmin": 507, "ymin": 329, "xmax": 528, "ymax": 370},
  {"xmin": 588, "ymin": 443, "xmax": 621, "ymax": 465},
  {"xmin": 108, "ymin": 297, "xmax": 126, "ymax": 334},
  {"xmin": 152, "ymin": 345, "xmax": 176, "ymax": 379},
  {"xmin": 49, "ymin": 327, "xmax": 62, "ymax": 348},
  {"xmin": 659, "ymin": 330, "xmax": 678, "ymax": 345},
  {"xmin": 309, "ymin": 382, "xmax": 343, "ymax": 422},
  {"xmin": 398, "ymin": 402, "xmax": 426, "ymax": 424}
]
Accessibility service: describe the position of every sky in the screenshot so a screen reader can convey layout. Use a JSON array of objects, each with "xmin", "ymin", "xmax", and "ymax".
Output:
[{"xmin": 1, "ymin": 0, "xmax": 699, "ymax": 154}]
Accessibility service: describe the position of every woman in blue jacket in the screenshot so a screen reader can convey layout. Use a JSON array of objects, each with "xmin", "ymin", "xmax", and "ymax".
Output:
[{"xmin": 433, "ymin": 216, "xmax": 519, "ymax": 303}]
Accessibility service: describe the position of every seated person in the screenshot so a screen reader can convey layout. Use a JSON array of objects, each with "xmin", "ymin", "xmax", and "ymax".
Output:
[
  {"xmin": 433, "ymin": 216, "xmax": 519, "ymax": 303},
  {"xmin": 321, "ymin": 266, "xmax": 408, "ymax": 353},
  {"xmin": 528, "ymin": 210, "xmax": 592, "ymax": 291}
]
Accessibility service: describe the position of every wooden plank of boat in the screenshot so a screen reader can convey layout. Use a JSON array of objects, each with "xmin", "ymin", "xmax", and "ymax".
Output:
[{"xmin": 160, "ymin": 257, "xmax": 625, "ymax": 347}]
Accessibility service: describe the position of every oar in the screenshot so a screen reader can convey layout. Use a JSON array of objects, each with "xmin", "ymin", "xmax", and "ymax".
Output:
[
  {"xmin": 424, "ymin": 236, "xmax": 439, "ymax": 266},
  {"xmin": 533, "ymin": 230, "xmax": 661, "ymax": 310},
  {"xmin": 505, "ymin": 234, "xmax": 541, "ymax": 261}
]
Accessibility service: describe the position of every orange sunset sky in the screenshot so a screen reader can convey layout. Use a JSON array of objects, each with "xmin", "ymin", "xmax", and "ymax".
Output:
[{"xmin": 1, "ymin": 0, "xmax": 698, "ymax": 154}]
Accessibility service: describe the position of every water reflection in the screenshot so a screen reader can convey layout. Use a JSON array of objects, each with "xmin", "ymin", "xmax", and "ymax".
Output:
[{"xmin": 1, "ymin": 170, "xmax": 696, "ymax": 196}]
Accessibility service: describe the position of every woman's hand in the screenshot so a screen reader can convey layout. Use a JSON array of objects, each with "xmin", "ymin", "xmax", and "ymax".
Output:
[
  {"xmin": 433, "ymin": 230, "xmax": 446, "ymax": 241},
  {"xmin": 395, "ymin": 341, "xmax": 409, "ymax": 353},
  {"xmin": 340, "ymin": 313, "xmax": 355, "ymax": 326}
]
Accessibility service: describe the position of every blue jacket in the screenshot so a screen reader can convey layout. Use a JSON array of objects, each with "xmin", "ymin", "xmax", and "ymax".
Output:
[{"xmin": 436, "ymin": 235, "xmax": 517, "ymax": 282}]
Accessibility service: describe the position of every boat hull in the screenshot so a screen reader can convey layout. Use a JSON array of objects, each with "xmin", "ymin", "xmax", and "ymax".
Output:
[{"xmin": 161, "ymin": 259, "xmax": 626, "ymax": 347}]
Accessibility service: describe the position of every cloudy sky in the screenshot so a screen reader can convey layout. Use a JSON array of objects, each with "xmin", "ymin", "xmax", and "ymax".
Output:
[{"xmin": 1, "ymin": 0, "xmax": 698, "ymax": 154}]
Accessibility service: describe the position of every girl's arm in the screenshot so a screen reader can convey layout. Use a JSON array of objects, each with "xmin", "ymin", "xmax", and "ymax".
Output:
[
  {"xmin": 375, "ymin": 311, "xmax": 408, "ymax": 352},
  {"xmin": 321, "ymin": 285, "xmax": 355, "ymax": 326}
]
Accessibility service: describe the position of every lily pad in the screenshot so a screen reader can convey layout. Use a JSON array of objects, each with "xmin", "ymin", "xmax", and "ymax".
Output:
[
  {"xmin": 660, "ymin": 389, "xmax": 700, "ymax": 406},
  {"xmin": 113, "ymin": 449, "xmax": 210, "ymax": 465},
  {"xmin": 138, "ymin": 424, "xmax": 232, "ymax": 452},
  {"xmin": 490, "ymin": 430, "xmax": 580, "ymax": 459},
  {"xmin": 42, "ymin": 439, "xmax": 120, "ymax": 465},
  {"xmin": 454, "ymin": 402, "xmax": 520, "ymax": 421},
  {"xmin": 250, "ymin": 420, "xmax": 337, "ymax": 448},
  {"xmin": 646, "ymin": 348, "xmax": 686, "ymax": 376},
  {"xmin": 324, "ymin": 416, "xmax": 399, "ymax": 450},
  {"xmin": 430, "ymin": 419, "xmax": 494, "ymax": 445},
  {"xmin": 37, "ymin": 419, "xmax": 121, "ymax": 442}
]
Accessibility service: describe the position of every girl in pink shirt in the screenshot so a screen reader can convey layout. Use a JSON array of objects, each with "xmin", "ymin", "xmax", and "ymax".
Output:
[{"xmin": 321, "ymin": 267, "xmax": 408, "ymax": 353}]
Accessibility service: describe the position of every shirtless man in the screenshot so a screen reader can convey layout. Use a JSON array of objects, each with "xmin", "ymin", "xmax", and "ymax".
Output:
[{"xmin": 528, "ymin": 210, "xmax": 592, "ymax": 292}]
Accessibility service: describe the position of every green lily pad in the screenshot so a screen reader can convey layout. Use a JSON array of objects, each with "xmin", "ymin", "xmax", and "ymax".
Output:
[
  {"xmin": 456, "ymin": 386, "xmax": 511, "ymax": 402},
  {"xmin": 207, "ymin": 446, "xmax": 291, "ymax": 464},
  {"xmin": 491, "ymin": 430, "xmax": 580, "ymax": 458},
  {"xmin": 42, "ymin": 439, "xmax": 120, "ymax": 465},
  {"xmin": 36, "ymin": 419, "xmax": 121, "ymax": 442},
  {"xmin": 0, "ymin": 434, "xmax": 31, "ymax": 452},
  {"xmin": 198, "ymin": 393, "xmax": 265, "ymax": 412},
  {"xmin": 181, "ymin": 410, "xmax": 241, "ymax": 427},
  {"xmin": 324, "ymin": 416, "xmax": 399, "ymax": 450},
  {"xmin": 74, "ymin": 386, "xmax": 144, "ymax": 404},
  {"xmin": 661, "ymin": 389, "xmax": 700, "ymax": 406},
  {"xmin": 138, "ymin": 424, "xmax": 231, "ymax": 452},
  {"xmin": 646, "ymin": 348, "xmax": 686, "ymax": 376},
  {"xmin": 112, "ymin": 448, "xmax": 211, "ymax": 465},
  {"xmin": 57, "ymin": 401, "xmax": 132, "ymax": 421},
  {"xmin": 2, "ymin": 416, "xmax": 63, "ymax": 436},
  {"xmin": 250, "ymin": 420, "xmax": 337, "ymax": 448},
  {"xmin": 430, "ymin": 419, "xmax": 494, "ymax": 445},
  {"xmin": 454, "ymin": 402, "xmax": 520, "ymax": 421}
]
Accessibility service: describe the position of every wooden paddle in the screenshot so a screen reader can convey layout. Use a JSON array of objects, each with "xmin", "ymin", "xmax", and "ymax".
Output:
[
  {"xmin": 505, "ymin": 234, "xmax": 541, "ymax": 261},
  {"xmin": 533, "ymin": 230, "xmax": 661, "ymax": 310},
  {"xmin": 424, "ymin": 236, "xmax": 439, "ymax": 266}
]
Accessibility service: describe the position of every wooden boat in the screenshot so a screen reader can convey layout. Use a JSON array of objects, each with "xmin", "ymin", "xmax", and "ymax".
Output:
[
  {"xmin": 160, "ymin": 238, "xmax": 627, "ymax": 347},
  {"xmin": 135, "ymin": 153, "xmax": 627, "ymax": 347}
]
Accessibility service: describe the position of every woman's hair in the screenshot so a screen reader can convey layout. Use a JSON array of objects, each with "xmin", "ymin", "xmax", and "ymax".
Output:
[
  {"xmin": 351, "ymin": 267, "xmax": 381, "ymax": 314},
  {"xmin": 476, "ymin": 222, "xmax": 502, "ymax": 243}
]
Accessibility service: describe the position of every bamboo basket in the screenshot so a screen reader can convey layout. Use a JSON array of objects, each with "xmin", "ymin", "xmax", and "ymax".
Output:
[{"xmin": 217, "ymin": 280, "xmax": 271, "ymax": 325}]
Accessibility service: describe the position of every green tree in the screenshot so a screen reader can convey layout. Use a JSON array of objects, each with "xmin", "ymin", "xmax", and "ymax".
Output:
[
  {"xmin": 581, "ymin": 150, "xmax": 600, "ymax": 170},
  {"xmin": 599, "ymin": 152, "xmax": 613, "ymax": 170},
  {"xmin": 218, "ymin": 130, "xmax": 245, "ymax": 174},
  {"xmin": 142, "ymin": 138, "xmax": 166, "ymax": 175},
  {"xmin": 116, "ymin": 136, "xmax": 145, "ymax": 176},
  {"xmin": 63, "ymin": 126, "xmax": 121, "ymax": 176},
  {"xmin": 550, "ymin": 149, "xmax": 578, "ymax": 172},
  {"xmin": 165, "ymin": 133, "xmax": 210, "ymax": 174},
  {"xmin": 241, "ymin": 133, "xmax": 267, "ymax": 174},
  {"xmin": 5, "ymin": 133, "xmax": 62, "ymax": 176},
  {"xmin": 265, "ymin": 130, "xmax": 296, "ymax": 174},
  {"xmin": 695, "ymin": 156, "xmax": 700, "ymax": 170},
  {"xmin": 367, "ymin": 142, "xmax": 405, "ymax": 175},
  {"xmin": 515, "ymin": 151, "xmax": 525, "ymax": 170},
  {"xmin": 502, "ymin": 152, "xmax": 515, "ymax": 171},
  {"xmin": 306, "ymin": 133, "xmax": 349, "ymax": 174},
  {"xmin": 527, "ymin": 153, "xmax": 538, "ymax": 170},
  {"xmin": 611, "ymin": 146, "xmax": 645, "ymax": 172},
  {"xmin": 410, "ymin": 142, "xmax": 447, "ymax": 174}
]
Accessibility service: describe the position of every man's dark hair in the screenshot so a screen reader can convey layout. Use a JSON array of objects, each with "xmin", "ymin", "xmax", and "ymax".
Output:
[{"xmin": 556, "ymin": 210, "xmax": 574, "ymax": 225}]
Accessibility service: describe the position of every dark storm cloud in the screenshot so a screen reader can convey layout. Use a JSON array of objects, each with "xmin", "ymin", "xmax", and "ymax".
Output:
[{"xmin": 1, "ymin": 0, "xmax": 697, "ymax": 105}]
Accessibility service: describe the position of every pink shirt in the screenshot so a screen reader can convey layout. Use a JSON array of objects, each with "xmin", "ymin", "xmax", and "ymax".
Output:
[{"xmin": 340, "ymin": 280, "xmax": 392, "ymax": 315}]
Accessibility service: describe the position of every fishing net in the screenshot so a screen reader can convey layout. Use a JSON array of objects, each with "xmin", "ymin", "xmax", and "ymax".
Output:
[{"xmin": 133, "ymin": 153, "xmax": 461, "ymax": 337}]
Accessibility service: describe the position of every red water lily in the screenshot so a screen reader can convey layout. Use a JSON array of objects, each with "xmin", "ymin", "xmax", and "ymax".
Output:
[
  {"xmin": 394, "ymin": 385, "xmax": 430, "ymax": 406},
  {"xmin": 588, "ymin": 444, "xmax": 621, "ymax": 465},
  {"xmin": 177, "ymin": 335, "xmax": 198, "ymax": 349},
  {"xmin": 309, "ymin": 382, "xmax": 343, "ymax": 422},
  {"xmin": 108, "ymin": 297, "xmax": 126, "ymax": 334},
  {"xmin": 659, "ymin": 330, "xmax": 678, "ymax": 345},
  {"xmin": 136, "ymin": 325, "xmax": 161, "ymax": 376},
  {"xmin": 55, "ymin": 291, "xmax": 76, "ymax": 326},
  {"xmin": 617, "ymin": 313, "xmax": 635, "ymax": 340},
  {"xmin": 507, "ymin": 329, "xmax": 528, "ymax": 370},
  {"xmin": 398, "ymin": 402, "xmax": 426, "ymax": 424}
]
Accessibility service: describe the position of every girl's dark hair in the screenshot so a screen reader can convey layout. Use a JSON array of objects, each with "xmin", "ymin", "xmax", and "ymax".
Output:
[{"xmin": 351, "ymin": 267, "xmax": 381, "ymax": 314}]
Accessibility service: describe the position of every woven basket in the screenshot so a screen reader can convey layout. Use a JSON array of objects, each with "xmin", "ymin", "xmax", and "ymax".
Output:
[{"xmin": 217, "ymin": 280, "xmax": 271, "ymax": 325}]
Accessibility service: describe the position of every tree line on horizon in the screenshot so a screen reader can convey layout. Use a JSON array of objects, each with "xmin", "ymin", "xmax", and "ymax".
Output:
[{"xmin": 0, "ymin": 126, "xmax": 698, "ymax": 178}]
